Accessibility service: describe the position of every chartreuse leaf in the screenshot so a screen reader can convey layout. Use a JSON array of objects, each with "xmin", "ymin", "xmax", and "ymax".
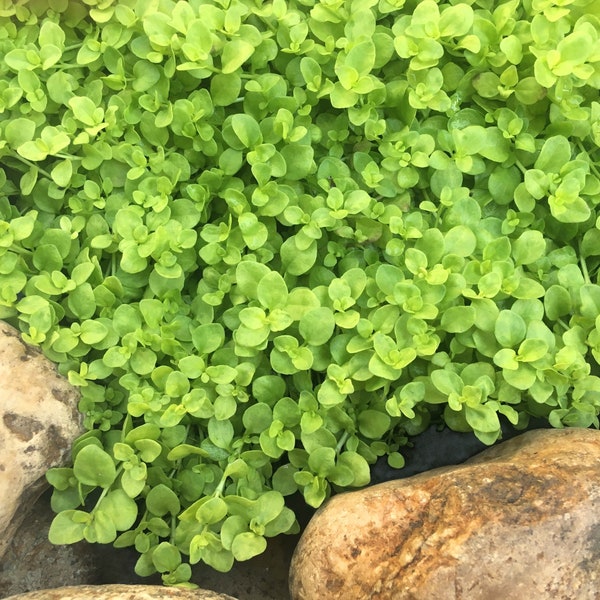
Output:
[
  {"xmin": 221, "ymin": 40, "xmax": 254, "ymax": 74},
  {"xmin": 464, "ymin": 403, "xmax": 500, "ymax": 433},
  {"xmin": 152, "ymin": 542, "xmax": 182, "ymax": 573},
  {"xmin": 494, "ymin": 310, "xmax": 527, "ymax": 348},
  {"xmin": 231, "ymin": 532, "xmax": 267, "ymax": 561},
  {"xmin": 535, "ymin": 136, "xmax": 571, "ymax": 173},
  {"xmin": 257, "ymin": 271, "xmax": 288, "ymax": 309},
  {"xmin": 280, "ymin": 236, "xmax": 317, "ymax": 275},
  {"xmin": 299, "ymin": 308, "xmax": 335, "ymax": 346},
  {"xmin": 146, "ymin": 484, "xmax": 181, "ymax": 516},
  {"xmin": 48, "ymin": 510, "xmax": 89, "ymax": 544},
  {"xmin": 6, "ymin": 0, "xmax": 599, "ymax": 586},
  {"xmin": 73, "ymin": 445, "xmax": 116, "ymax": 488},
  {"xmin": 5, "ymin": 118, "xmax": 36, "ymax": 147},
  {"xmin": 230, "ymin": 114, "xmax": 262, "ymax": 148},
  {"xmin": 96, "ymin": 489, "xmax": 138, "ymax": 531}
]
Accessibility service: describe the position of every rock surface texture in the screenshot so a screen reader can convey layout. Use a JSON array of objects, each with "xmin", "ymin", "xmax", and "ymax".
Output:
[
  {"xmin": 289, "ymin": 428, "xmax": 600, "ymax": 600},
  {"xmin": 0, "ymin": 322, "xmax": 82, "ymax": 559},
  {"xmin": 2, "ymin": 584, "xmax": 237, "ymax": 600}
]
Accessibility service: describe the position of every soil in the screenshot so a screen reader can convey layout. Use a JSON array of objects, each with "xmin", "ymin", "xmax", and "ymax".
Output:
[{"xmin": 0, "ymin": 489, "xmax": 300, "ymax": 600}]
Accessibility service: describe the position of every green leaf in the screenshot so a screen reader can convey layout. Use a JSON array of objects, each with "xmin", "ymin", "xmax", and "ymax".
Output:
[
  {"xmin": 230, "ymin": 113, "xmax": 262, "ymax": 148},
  {"xmin": 464, "ymin": 403, "xmax": 500, "ymax": 433},
  {"xmin": 344, "ymin": 41, "xmax": 376, "ymax": 76},
  {"xmin": 535, "ymin": 136, "xmax": 571, "ymax": 173},
  {"xmin": 544, "ymin": 285, "xmax": 572, "ymax": 320},
  {"xmin": 221, "ymin": 40, "xmax": 255, "ymax": 74},
  {"xmin": 299, "ymin": 308, "xmax": 336, "ymax": 346},
  {"xmin": 257, "ymin": 271, "xmax": 288, "ymax": 310},
  {"xmin": 5, "ymin": 49, "xmax": 36, "ymax": 71},
  {"xmin": 97, "ymin": 489, "xmax": 138, "ymax": 531},
  {"xmin": 239, "ymin": 212, "xmax": 269, "ymax": 249},
  {"xmin": 134, "ymin": 438, "xmax": 162, "ymax": 462},
  {"xmin": 439, "ymin": 3, "xmax": 473, "ymax": 37},
  {"xmin": 494, "ymin": 310, "xmax": 527, "ymax": 348},
  {"xmin": 444, "ymin": 226, "xmax": 477, "ymax": 258},
  {"xmin": 357, "ymin": 410, "xmax": 391, "ymax": 439},
  {"xmin": 17, "ymin": 140, "xmax": 49, "ymax": 161},
  {"xmin": 69, "ymin": 96, "xmax": 101, "ymax": 127},
  {"xmin": 243, "ymin": 403, "xmax": 273, "ymax": 433},
  {"xmin": 5, "ymin": 118, "xmax": 36, "ymax": 147},
  {"xmin": 431, "ymin": 369, "xmax": 463, "ymax": 396},
  {"xmin": 280, "ymin": 236, "xmax": 317, "ymax": 276},
  {"xmin": 512, "ymin": 230, "xmax": 546, "ymax": 265},
  {"xmin": 73, "ymin": 445, "xmax": 116, "ymax": 488},
  {"xmin": 48, "ymin": 510, "xmax": 88, "ymax": 544},
  {"xmin": 191, "ymin": 323, "xmax": 225, "ymax": 354},
  {"xmin": 231, "ymin": 532, "xmax": 267, "ymax": 561},
  {"xmin": 208, "ymin": 418, "xmax": 234, "ymax": 449},
  {"xmin": 338, "ymin": 451, "xmax": 371, "ymax": 486},
  {"xmin": 146, "ymin": 484, "xmax": 181, "ymax": 516},
  {"xmin": 50, "ymin": 159, "xmax": 73, "ymax": 188},
  {"xmin": 211, "ymin": 73, "xmax": 242, "ymax": 106},
  {"xmin": 152, "ymin": 542, "xmax": 182, "ymax": 573},
  {"xmin": 440, "ymin": 305, "xmax": 475, "ymax": 333},
  {"xmin": 236, "ymin": 261, "xmax": 271, "ymax": 299},
  {"xmin": 280, "ymin": 144, "xmax": 314, "ymax": 180},
  {"xmin": 517, "ymin": 338, "xmax": 548, "ymax": 363},
  {"xmin": 580, "ymin": 285, "xmax": 600, "ymax": 320},
  {"xmin": 308, "ymin": 446, "xmax": 336, "ymax": 477},
  {"xmin": 196, "ymin": 496, "xmax": 228, "ymax": 524}
]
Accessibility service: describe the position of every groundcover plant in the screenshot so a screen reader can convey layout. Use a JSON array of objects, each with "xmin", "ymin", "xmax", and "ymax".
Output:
[{"xmin": 1, "ymin": 0, "xmax": 600, "ymax": 586}]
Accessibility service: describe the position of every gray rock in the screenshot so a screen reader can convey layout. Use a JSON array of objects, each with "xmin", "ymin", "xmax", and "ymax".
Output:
[
  {"xmin": 289, "ymin": 428, "xmax": 600, "ymax": 600},
  {"xmin": 2, "ymin": 584, "xmax": 237, "ymax": 600},
  {"xmin": 0, "ymin": 322, "xmax": 82, "ymax": 559}
]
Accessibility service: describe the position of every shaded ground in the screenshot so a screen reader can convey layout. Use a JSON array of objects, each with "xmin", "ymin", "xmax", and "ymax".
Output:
[{"xmin": 0, "ymin": 489, "xmax": 299, "ymax": 600}]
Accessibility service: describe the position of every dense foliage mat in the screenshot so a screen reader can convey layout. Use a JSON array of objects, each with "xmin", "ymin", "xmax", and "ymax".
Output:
[{"xmin": 1, "ymin": 0, "xmax": 600, "ymax": 586}]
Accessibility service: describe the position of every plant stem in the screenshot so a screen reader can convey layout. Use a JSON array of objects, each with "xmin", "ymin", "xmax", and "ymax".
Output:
[
  {"xmin": 10, "ymin": 153, "xmax": 53, "ymax": 180},
  {"xmin": 580, "ymin": 253, "xmax": 591, "ymax": 284},
  {"xmin": 335, "ymin": 430, "xmax": 349, "ymax": 455}
]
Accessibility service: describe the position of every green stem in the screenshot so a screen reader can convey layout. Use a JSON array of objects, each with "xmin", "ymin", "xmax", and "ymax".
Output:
[
  {"xmin": 214, "ymin": 469, "xmax": 228, "ymax": 497},
  {"xmin": 84, "ymin": 464, "xmax": 124, "ymax": 510},
  {"xmin": 335, "ymin": 430, "xmax": 349, "ymax": 455},
  {"xmin": 171, "ymin": 514, "xmax": 177, "ymax": 541},
  {"xmin": 580, "ymin": 253, "xmax": 591, "ymax": 285},
  {"xmin": 54, "ymin": 62, "xmax": 88, "ymax": 70},
  {"xmin": 10, "ymin": 153, "xmax": 53, "ymax": 180},
  {"xmin": 515, "ymin": 159, "xmax": 528, "ymax": 175},
  {"xmin": 9, "ymin": 244, "xmax": 32, "ymax": 256},
  {"xmin": 576, "ymin": 141, "xmax": 600, "ymax": 179}
]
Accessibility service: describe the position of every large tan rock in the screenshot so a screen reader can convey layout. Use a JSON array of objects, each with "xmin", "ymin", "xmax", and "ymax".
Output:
[
  {"xmin": 289, "ymin": 428, "xmax": 600, "ymax": 600},
  {"xmin": 2, "ymin": 584, "xmax": 237, "ymax": 600},
  {"xmin": 0, "ymin": 322, "xmax": 82, "ymax": 558}
]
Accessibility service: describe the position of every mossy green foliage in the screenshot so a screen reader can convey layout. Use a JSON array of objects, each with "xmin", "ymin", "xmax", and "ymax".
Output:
[{"xmin": 1, "ymin": 0, "xmax": 600, "ymax": 586}]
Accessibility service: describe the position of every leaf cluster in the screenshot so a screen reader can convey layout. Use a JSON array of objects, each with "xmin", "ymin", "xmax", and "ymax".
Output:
[{"xmin": 1, "ymin": 0, "xmax": 600, "ymax": 587}]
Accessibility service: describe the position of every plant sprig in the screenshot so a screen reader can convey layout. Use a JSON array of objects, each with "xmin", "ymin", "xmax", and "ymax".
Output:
[{"xmin": 1, "ymin": 0, "xmax": 599, "ymax": 588}]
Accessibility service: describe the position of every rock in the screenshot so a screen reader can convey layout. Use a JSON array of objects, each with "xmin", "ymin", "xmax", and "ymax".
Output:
[
  {"xmin": 1, "ymin": 584, "xmax": 238, "ymax": 600},
  {"xmin": 0, "ymin": 322, "xmax": 82, "ymax": 559},
  {"xmin": 289, "ymin": 428, "xmax": 600, "ymax": 600}
]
